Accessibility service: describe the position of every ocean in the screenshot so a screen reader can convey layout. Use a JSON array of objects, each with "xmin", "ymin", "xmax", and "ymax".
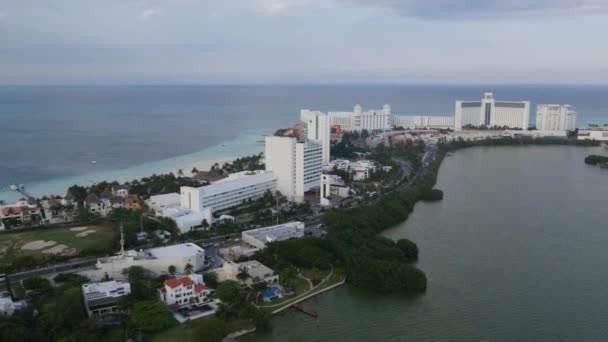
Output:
[{"xmin": 1, "ymin": 84, "xmax": 607, "ymax": 201}]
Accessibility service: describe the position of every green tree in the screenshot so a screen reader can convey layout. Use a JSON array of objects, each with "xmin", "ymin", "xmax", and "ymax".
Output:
[
  {"xmin": 168, "ymin": 265, "xmax": 176, "ymax": 275},
  {"xmin": 216, "ymin": 280, "xmax": 243, "ymax": 304},
  {"xmin": 194, "ymin": 316, "xmax": 229, "ymax": 342},
  {"xmin": 130, "ymin": 300, "xmax": 177, "ymax": 333},
  {"xmin": 184, "ymin": 263, "xmax": 194, "ymax": 275},
  {"xmin": 236, "ymin": 267, "xmax": 250, "ymax": 283}
]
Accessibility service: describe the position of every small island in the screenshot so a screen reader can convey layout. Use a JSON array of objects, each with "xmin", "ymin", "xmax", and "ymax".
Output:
[{"xmin": 584, "ymin": 155, "xmax": 608, "ymax": 168}]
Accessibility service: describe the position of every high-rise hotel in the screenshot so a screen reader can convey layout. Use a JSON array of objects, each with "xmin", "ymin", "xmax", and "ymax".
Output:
[
  {"xmin": 535, "ymin": 104, "xmax": 577, "ymax": 132},
  {"xmin": 454, "ymin": 92, "xmax": 530, "ymax": 131}
]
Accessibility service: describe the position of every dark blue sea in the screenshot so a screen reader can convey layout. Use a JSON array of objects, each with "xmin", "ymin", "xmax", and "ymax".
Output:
[{"xmin": 1, "ymin": 84, "xmax": 607, "ymax": 200}]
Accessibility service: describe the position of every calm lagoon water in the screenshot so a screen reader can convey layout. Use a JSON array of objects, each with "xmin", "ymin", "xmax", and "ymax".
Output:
[{"xmin": 246, "ymin": 145, "xmax": 608, "ymax": 342}]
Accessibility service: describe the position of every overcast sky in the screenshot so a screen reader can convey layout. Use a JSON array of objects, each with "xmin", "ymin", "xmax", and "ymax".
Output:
[{"xmin": 1, "ymin": 0, "xmax": 608, "ymax": 84}]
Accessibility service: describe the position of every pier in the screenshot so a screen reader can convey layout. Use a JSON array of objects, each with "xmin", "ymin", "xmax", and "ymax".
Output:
[{"xmin": 291, "ymin": 303, "xmax": 318, "ymax": 318}]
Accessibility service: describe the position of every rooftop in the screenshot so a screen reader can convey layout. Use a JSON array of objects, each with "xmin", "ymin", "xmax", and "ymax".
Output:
[
  {"xmin": 82, "ymin": 280, "xmax": 131, "ymax": 300},
  {"xmin": 243, "ymin": 221, "xmax": 305, "ymax": 244},
  {"xmin": 183, "ymin": 170, "xmax": 276, "ymax": 198},
  {"xmin": 148, "ymin": 243, "xmax": 205, "ymax": 259}
]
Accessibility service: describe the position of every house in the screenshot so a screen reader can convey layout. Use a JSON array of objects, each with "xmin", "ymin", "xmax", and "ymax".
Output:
[
  {"xmin": 41, "ymin": 197, "xmax": 74, "ymax": 224},
  {"xmin": 215, "ymin": 260, "xmax": 279, "ymax": 287},
  {"xmin": 111, "ymin": 184, "xmax": 129, "ymax": 198},
  {"xmin": 0, "ymin": 199, "xmax": 42, "ymax": 227},
  {"xmin": 158, "ymin": 274, "xmax": 212, "ymax": 306},
  {"xmin": 85, "ymin": 193, "xmax": 111, "ymax": 217},
  {"xmin": 124, "ymin": 194, "xmax": 141, "ymax": 210},
  {"xmin": 82, "ymin": 280, "xmax": 131, "ymax": 318}
]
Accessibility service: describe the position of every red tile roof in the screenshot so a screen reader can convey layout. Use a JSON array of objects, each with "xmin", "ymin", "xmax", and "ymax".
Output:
[
  {"xmin": 164, "ymin": 276, "xmax": 196, "ymax": 289},
  {"xmin": 1, "ymin": 206, "xmax": 39, "ymax": 216},
  {"xmin": 194, "ymin": 284, "xmax": 208, "ymax": 293}
]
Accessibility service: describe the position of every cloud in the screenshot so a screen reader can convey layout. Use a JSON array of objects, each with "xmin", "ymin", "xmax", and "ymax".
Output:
[
  {"xmin": 262, "ymin": 0, "xmax": 306, "ymax": 15},
  {"xmin": 141, "ymin": 8, "xmax": 159, "ymax": 19},
  {"xmin": 342, "ymin": 0, "xmax": 608, "ymax": 19},
  {"xmin": 0, "ymin": 11, "xmax": 7, "ymax": 18}
]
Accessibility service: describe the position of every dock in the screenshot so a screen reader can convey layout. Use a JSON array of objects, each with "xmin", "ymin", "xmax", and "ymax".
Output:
[{"xmin": 291, "ymin": 303, "xmax": 318, "ymax": 318}]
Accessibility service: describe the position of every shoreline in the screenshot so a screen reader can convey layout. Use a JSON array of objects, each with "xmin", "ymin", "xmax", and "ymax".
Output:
[{"xmin": 0, "ymin": 129, "xmax": 268, "ymax": 201}]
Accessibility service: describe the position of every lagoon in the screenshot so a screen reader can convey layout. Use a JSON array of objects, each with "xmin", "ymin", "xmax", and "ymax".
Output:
[{"xmin": 246, "ymin": 145, "xmax": 608, "ymax": 341}]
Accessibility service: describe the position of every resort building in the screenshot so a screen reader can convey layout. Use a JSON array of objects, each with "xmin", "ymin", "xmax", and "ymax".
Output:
[
  {"xmin": 328, "ymin": 104, "xmax": 392, "ymax": 132},
  {"xmin": 215, "ymin": 260, "xmax": 279, "ymax": 287},
  {"xmin": 94, "ymin": 241, "xmax": 206, "ymax": 280},
  {"xmin": 81, "ymin": 280, "xmax": 131, "ymax": 318},
  {"xmin": 320, "ymin": 174, "xmax": 350, "ymax": 206},
  {"xmin": 300, "ymin": 110, "xmax": 331, "ymax": 165},
  {"xmin": 265, "ymin": 136, "xmax": 323, "ymax": 202},
  {"xmin": 350, "ymin": 160, "xmax": 378, "ymax": 181},
  {"xmin": 393, "ymin": 115, "xmax": 455, "ymax": 129},
  {"xmin": 536, "ymin": 104, "xmax": 577, "ymax": 132},
  {"xmin": 180, "ymin": 170, "xmax": 277, "ymax": 213},
  {"xmin": 578, "ymin": 126, "xmax": 608, "ymax": 141},
  {"xmin": 146, "ymin": 193, "xmax": 181, "ymax": 213},
  {"xmin": 158, "ymin": 274, "xmax": 212, "ymax": 306},
  {"xmin": 241, "ymin": 221, "xmax": 305, "ymax": 249},
  {"xmin": 454, "ymin": 92, "xmax": 530, "ymax": 131}
]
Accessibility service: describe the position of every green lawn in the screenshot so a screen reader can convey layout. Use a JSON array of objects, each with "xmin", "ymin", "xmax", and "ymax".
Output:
[{"xmin": 0, "ymin": 225, "xmax": 116, "ymax": 264}]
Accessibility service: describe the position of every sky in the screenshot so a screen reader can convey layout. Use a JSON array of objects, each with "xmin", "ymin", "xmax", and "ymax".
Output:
[{"xmin": 1, "ymin": 0, "xmax": 608, "ymax": 84}]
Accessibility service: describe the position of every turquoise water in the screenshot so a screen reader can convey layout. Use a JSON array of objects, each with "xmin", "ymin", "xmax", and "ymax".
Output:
[{"xmin": 246, "ymin": 145, "xmax": 608, "ymax": 342}]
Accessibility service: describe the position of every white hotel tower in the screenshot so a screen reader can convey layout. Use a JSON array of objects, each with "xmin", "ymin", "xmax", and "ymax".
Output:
[
  {"xmin": 454, "ymin": 92, "xmax": 530, "ymax": 131},
  {"xmin": 265, "ymin": 136, "xmax": 323, "ymax": 202},
  {"xmin": 536, "ymin": 104, "xmax": 577, "ymax": 132},
  {"xmin": 300, "ymin": 110, "xmax": 331, "ymax": 165},
  {"xmin": 328, "ymin": 104, "xmax": 392, "ymax": 132}
]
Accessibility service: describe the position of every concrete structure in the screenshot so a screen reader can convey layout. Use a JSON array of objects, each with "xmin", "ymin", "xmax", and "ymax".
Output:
[
  {"xmin": 95, "ymin": 241, "xmax": 205, "ymax": 280},
  {"xmin": 393, "ymin": 115, "xmax": 455, "ymax": 129},
  {"xmin": 0, "ymin": 292, "xmax": 27, "ymax": 316},
  {"xmin": 180, "ymin": 170, "xmax": 277, "ymax": 213},
  {"xmin": 146, "ymin": 193, "xmax": 181, "ymax": 213},
  {"xmin": 241, "ymin": 221, "xmax": 305, "ymax": 249},
  {"xmin": 455, "ymin": 92, "xmax": 530, "ymax": 131},
  {"xmin": 265, "ymin": 136, "xmax": 323, "ymax": 202},
  {"xmin": 328, "ymin": 104, "xmax": 392, "ymax": 132},
  {"xmin": 578, "ymin": 127, "xmax": 608, "ymax": 141},
  {"xmin": 216, "ymin": 260, "xmax": 279, "ymax": 287},
  {"xmin": 158, "ymin": 274, "xmax": 211, "ymax": 306},
  {"xmin": 536, "ymin": 104, "xmax": 577, "ymax": 132},
  {"xmin": 82, "ymin": 280, "xmax": 131, "ymax": 318},
  {"xmin": 300, "ymin": 110, "xmax": 331, "ymax": 165},
  {"xmin": 350, "ymin": 160, "xmax": 378, "ymax": 181},
  {"xmin": 320, "ymin": 174, "xmax": 350, "ymax": 206}
]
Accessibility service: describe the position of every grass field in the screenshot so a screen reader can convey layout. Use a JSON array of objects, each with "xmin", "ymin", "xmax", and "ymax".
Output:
[
  {"xmin": 0, "ymin": 225, "xmax": 116, "ymax": 264},
  {"xmin": 150, "ymin": 318, "xmax": 253, "ymax": 342}
]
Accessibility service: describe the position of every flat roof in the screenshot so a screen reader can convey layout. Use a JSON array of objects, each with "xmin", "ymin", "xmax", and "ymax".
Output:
[
  {"xmin": 243, "ymin": 221, "xmax": 304, "ymax": 243},
  {"xmin": 148, "ymin": 243, "xmax": 205, "ymax": 259},
  {"xmin": 188, "ymin": 171, "xmax": 276, "ymax": 198}
]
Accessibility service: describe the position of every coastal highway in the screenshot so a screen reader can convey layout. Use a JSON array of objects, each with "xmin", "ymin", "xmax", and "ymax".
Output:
[{"xmin": 7, "ymin": 258, "xmax": 98, "ymax": 283}]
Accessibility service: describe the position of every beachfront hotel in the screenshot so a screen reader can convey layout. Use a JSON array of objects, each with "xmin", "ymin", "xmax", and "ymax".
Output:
[
  {"xmin": 300, "ymin": 109, "xmax": 331, "ymax": 165},
  {"xmin": 265, "ymin": 136, "xmax": 323, "ymax": 202},
  {"xmin": 536, "ymin": 104, "xmax": 577, "ymax": 132},
  {"xmin": 454, "ymin": 92, "xmax": 530, "ymax": 131},
  {"xmin": 392, "ymin": 115, "xmax": 455, "ymax": 129},
  {"xmin": 328, "ymin": 104, "xmax": 392, "ymax": 132}
]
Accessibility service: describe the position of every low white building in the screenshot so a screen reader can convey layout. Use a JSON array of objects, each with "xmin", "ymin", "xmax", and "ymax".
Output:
[
  {"xmin": 215, "ymin": 260, "xmax": 279, "ymax": 287},
  {"xmin": 578, "ymin": 127, "xmax": 608, "ymax": 141},
  {"xmin": 0, "ymin": 292, "xmax": 27, "ymax": 316},
  {"xmin": 94, "ymin": 243, "xmax": 205, "ymax": 280},
  {"xmin": 180, "ymin": 170, "xmax": 277, "ymax": 213},
  {"xmin": 158, "ymin": 274, "xmax": 212, "ymax": 306},
  {"xmin": 328, "ymin": 104, "xmax": 392, "ymax": 132},
  {"xmin": 393, "ymin": 115, "xmax": 455, "ymax": 129},
  {"xmin": 146, "ymin": 193, "xmax": 181, "ymax": 213},
  {"xmin": 351, "ymin": 160, "xmax": 378, "ymax": 181},
  {"xmin": 82, "ymin": 280, "xmax": 131, "ymax": 318},
  {"xmin": 241, "ymin": 221, "xmax": 305, "ymax": 249},
  {"xmin": 320, "ymin": 174, "xmax": 350, "ymax": 206}
]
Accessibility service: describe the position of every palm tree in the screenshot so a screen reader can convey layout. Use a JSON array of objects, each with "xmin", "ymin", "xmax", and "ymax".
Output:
[
  {"xmin": 236, "ymin": 267, "xmax": 251, "ymax": 283},
  {"xmin": 184, "ymin": 263, "xmax": 194, "ymax": 275}
]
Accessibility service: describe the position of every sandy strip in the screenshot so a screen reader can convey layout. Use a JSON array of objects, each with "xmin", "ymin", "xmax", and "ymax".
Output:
[
  {"xmin": 70, "ymin": 227, "xmax": 88, "ymax": 231},
  {"xmin": 76, "ymin": 230, "xmax": 96, "ymax": 237},
  {"xmin": 21, "ymin": 240, "xmax": 57, "ymax": 250},
  {"xmin": 172, "ymin": 157, "xmax": 237, "ymax": 177}
]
